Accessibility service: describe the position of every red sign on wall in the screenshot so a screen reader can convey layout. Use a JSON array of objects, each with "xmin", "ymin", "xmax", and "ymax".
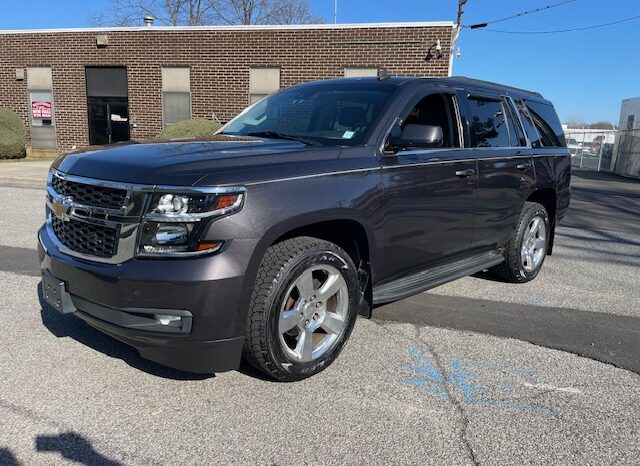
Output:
[{"xmin": 32, "ymin": 101, "xmax": 52, "ymax": 119}]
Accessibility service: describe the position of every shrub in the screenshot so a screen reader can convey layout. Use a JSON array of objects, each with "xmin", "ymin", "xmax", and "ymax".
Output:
[
  {"xmin": 0, "ymin": 107, "xmax": 26, "ymax": 159},
  {"xmin": 157, "ymin": 119, "xmax": 222, "ymax": 140}
]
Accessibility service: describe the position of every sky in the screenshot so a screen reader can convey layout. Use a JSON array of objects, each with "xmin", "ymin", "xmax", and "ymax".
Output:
[{"xmin": 1, "ymin": 0, "xmax": 638, "ymax": 124}]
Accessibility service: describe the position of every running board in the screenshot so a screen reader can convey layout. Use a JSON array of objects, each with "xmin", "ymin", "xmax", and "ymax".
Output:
[{"xmin": 372, "ymin": 251, "xmax": 504, "ymax": 305}]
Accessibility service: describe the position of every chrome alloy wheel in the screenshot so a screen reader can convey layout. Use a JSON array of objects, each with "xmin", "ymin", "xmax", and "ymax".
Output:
[
  {"xmin": 278, "ymin": 264, "xmax": 349, "ymax": 363},
  {"xmin": 521, "ymin": 215, "xmax": 547, "ymax": 273}
]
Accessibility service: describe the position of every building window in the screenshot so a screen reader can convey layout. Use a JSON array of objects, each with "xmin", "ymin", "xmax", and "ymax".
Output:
[
  {"xmin": 249, "ymin": 67, "xmax": 280, "ymax": 105},
  {"xmin": 627, "ymin": 115, "xmax": 635, "ymax": 130},
  {"xmin": 344, "ymin": 68, "xmax": 379, "ymax": 78},
  {"xmin": 27, "ymin": 67, "xmax": 56, "ymax": 150},
  {"xmin": 162, "ymin": 67, "xmax": 191, "ymax": 125}
]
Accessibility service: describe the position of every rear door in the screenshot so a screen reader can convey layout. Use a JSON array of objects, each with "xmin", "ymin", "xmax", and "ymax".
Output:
[
  {"xmin": 460, "ymin": 92, "xmax": 535, "ymax": 250},
  {"xmin": 379, "ymin": 87, "xmax": 478, "ymax": 280}
]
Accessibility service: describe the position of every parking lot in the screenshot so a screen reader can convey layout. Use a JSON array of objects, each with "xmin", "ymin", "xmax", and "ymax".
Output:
[{"xmin": 0, "ymin": 167, "xmax": 638, "ymax": 465}]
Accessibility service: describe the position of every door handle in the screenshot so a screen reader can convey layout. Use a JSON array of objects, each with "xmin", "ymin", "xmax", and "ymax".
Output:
[
  {"xmin": 516, "ymin": 162, "xmax": 532, "ymax": 170},
  {"xmin": 455, "ymin": 169, "xmax": 475, "ymax": 177}
]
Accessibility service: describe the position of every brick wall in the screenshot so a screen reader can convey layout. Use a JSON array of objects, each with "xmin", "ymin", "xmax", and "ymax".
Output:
[{"xmin": 0, "ymin": 24, "xmax": 453, "ymax": 152}]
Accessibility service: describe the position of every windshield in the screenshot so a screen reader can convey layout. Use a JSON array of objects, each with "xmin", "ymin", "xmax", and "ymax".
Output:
[{"xmin": 220, "ymin": 82, "xmax": 397, "ymax": 146}]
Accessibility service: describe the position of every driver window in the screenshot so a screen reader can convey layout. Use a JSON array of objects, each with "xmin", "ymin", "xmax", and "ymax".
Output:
[{"xmin": 402, "ymin": 93, "xmax": 459, "ymax": 148}]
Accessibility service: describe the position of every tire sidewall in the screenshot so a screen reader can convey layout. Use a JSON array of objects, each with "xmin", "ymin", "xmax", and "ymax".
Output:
[
  {"xmin": 516, "ymin": 205, "xmax": 550, "ymax": 281},
  {"xmin": 265, "ymin": 246, "xmax": 359, "ymax": 380}
]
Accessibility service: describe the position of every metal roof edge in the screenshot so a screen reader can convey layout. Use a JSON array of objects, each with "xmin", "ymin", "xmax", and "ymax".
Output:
[{"xmin": 0, "ymin": 21, "xmax": 456, "ymax": 35}]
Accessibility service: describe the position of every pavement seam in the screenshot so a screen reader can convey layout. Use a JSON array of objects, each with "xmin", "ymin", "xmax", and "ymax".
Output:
[{"xmin": 373, "ymin": 316, "xmax": 640, "ymax": 378}]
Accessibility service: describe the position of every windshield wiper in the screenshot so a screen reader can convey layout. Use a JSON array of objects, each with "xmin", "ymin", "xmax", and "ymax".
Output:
[{"xmin": 246, "ymin": 131, "xmax": 321, "ymax": 146}]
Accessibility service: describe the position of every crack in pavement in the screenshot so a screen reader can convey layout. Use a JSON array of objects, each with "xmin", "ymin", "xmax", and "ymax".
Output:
[
  {"xmin": 371, "ymin": 319, "xmax": 480, "ymax": 466},
  {"xmin": 414, "ymin": 324, "xmax": 481, "ymax": 466}
]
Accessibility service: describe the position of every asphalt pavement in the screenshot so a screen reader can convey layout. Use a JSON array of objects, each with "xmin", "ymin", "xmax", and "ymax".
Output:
[{"xmin": 0, "ymin": 167, "xmax": 638, "ymax": 465}]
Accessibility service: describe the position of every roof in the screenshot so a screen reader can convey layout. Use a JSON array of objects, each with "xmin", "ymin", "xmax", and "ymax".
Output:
[
  {"xmin": 331, "ymin": 76, "xmax": 547, "ymax": 101},
  {"xmin": 0, "ymin": 21, "xmax": 455, "ymax": 35}
]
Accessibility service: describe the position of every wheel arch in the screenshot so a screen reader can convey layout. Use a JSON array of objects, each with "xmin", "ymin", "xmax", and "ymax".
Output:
[{"xmin": 262, "ymin": 216, "xmax": 375, "ymax": 318}]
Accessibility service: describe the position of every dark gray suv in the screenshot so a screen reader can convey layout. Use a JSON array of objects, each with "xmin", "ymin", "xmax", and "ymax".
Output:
[{"xmin": 38, "ymin": 77, "xmax": 571, "ymax": 381}]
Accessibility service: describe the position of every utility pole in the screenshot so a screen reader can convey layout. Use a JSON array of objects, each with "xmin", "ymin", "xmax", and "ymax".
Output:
[{"xmin": 449, "ymin": 0, "xmax": 468, "ymax": 75}]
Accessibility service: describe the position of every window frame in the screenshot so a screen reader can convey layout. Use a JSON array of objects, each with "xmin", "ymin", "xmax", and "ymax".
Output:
[
  {"xmin": 383, "ymin": 89, "xmax": 464, "ymax": 154},
  {"xmin": 464, "ymin": 93, "xmax": 513, "ymax": 149},
  {"xmin": 161, "ymin": 67, "xmax": 192, "ymax": 127}
]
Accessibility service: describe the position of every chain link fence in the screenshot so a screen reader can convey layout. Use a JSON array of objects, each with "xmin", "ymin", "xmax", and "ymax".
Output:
[{"xmin": 565, "ymin": 128, "xmax": 640, "ymax": 178}]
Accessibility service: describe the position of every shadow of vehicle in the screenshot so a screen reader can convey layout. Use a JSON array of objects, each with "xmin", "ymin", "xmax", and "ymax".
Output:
[
  {"xmin": 36, "ymin": 432, "xmax": 122, "ymax": 466},
  {"xmin": 0, "ymin": 448, "xmax": 20, "ymax": 466},
  {"xmin": 38, "ymin": 283, "xmax": 213, "ymax": 381}
]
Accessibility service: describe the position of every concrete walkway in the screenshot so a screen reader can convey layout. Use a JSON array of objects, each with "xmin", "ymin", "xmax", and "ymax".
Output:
[{"xmin": 0, "ymin": 160, "xmax": 52, "ymax": 187}]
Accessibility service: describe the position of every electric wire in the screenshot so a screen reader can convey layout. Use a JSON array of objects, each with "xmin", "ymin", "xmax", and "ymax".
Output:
[
  {"xmin": 478, "ymin": 14, "xmax": 640, "ymax": 34},
  {"xmin": 465, "ymin": 0, "xmax": 578, "ymax": 29}
]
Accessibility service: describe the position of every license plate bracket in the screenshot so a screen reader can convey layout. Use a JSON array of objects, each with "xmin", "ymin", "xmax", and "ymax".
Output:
[{"xmin": 42, "ymin": 271, "xmax": 76, "ymax": 314}]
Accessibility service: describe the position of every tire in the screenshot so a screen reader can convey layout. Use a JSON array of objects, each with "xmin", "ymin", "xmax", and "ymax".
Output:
[
  {"xmin": 492, "ymin": 201, "xmax": 550, "ymax": 283},
  {"xmin": 243, "ymin": 236, "xmax": 360, "ymax": 381}
]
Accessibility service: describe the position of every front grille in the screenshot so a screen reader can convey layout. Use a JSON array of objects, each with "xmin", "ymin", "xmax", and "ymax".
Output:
[
  {"xmin": 52, "ymin": 176, "xmax": 128, "ymax": 210},
  {"xmin": 52, "ymin": 216, "xmax": 118, "ymax": 258}
]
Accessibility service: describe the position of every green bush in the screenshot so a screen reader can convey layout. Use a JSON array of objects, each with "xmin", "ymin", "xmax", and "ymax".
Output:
[
  {"xmin": 157, "ymin": 119, "xmax": 222, "ymax": 140},
  {"xmin": 0, "ymin": 107, "xmax": 26, "ymax": 159}
]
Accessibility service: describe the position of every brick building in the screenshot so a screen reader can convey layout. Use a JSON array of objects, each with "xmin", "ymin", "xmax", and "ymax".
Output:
[{"xmin": 0, "ymin": 22, "xmax": 454, "ymax": 154}]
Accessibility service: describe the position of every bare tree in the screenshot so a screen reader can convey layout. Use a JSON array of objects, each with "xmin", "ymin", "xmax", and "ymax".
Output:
[{"xmin": 91, "ymin": 0, "xmax": 322, "ymax": 26}]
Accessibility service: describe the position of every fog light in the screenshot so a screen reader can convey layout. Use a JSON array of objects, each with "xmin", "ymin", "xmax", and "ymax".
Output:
[
  {"xmin": 155, "ymin": 224, "xmax": 189, "ymax": 244},
  {"xmin": 154, "ymin": 314, "xmax": 182, "ymax": 327}
]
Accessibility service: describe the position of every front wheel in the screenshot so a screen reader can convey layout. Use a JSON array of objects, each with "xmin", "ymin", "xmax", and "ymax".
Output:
[
  {"xmin": 243, "ymin": 236, "xmax": 359, "ymax": 381},
  {"xmin": 492, "ymin": 201, "xmax": 550, "ymax": 283}
]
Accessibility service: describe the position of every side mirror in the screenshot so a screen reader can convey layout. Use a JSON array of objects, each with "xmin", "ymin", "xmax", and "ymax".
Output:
[{"xmin": 388, "ymin": 124, "xmax": 444, "ymax": 151}]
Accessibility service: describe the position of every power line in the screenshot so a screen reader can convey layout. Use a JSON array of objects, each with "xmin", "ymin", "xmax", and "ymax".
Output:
[
  {"xmin": 466, "ymin": 0, "xmax": 578, "ymax": 29},
  {"xmin": 477, "ymin": 14, "xmax": 640, "ymax": 34}
]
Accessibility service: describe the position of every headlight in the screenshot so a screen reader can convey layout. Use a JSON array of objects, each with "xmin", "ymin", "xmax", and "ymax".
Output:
[{"xmin": 138, "ymin": 188, "xmax": 245, "ymax": 257}]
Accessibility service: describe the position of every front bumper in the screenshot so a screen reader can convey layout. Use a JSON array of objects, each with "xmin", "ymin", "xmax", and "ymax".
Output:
[{"xmin": 38, "ymin": 225, "xmax": 258, "ymax": 374}]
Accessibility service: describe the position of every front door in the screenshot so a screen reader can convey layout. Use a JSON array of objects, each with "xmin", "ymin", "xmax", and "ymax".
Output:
[
  {"xmin": 379, "ymin": 90, "xmax": 478, "ymax": 281},
  {"xmin": 88, "ymin": 99, "xmax": 130, "ymax": 145}
]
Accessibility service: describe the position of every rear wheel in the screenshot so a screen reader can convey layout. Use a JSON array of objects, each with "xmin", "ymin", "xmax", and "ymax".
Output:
[
  {"xmin": 243, "ymin": 236, "xmax": 359, "ymax": 381},
  {"xmin": 492, "ymin": 202, "xmax": 550, "ymax": 283}
]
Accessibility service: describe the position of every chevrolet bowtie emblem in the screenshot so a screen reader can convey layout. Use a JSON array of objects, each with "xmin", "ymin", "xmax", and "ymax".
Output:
[{"xmin": 52, "ymin": 197, "xmax": 73, "ymax": 220}]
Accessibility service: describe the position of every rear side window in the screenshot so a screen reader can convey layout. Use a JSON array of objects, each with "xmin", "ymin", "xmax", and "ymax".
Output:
[
  {"xmin": 515, "ymin": 100, "xmax": 541, "ymax": 148},
  {"xmin": 503, "ymin": 98, "xmax": 527, "ymax": 146},
  {"xmin": 466, "ymin": 98, "xmax": 510, "ymax": 148},
  {"xmin": 524, "ymin": 100, "xmax": 566, "ymax": 148}
]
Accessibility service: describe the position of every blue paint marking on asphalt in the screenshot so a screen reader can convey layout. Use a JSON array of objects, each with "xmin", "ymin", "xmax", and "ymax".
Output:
[{"xmin": 403, "ymin": 347, "xmax": 554, "ymax": 415}]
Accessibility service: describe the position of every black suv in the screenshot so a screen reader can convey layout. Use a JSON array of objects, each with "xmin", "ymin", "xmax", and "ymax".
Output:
[{"xmin": 39, "ymin": 77, "xmax": 570, "ymax": 381}]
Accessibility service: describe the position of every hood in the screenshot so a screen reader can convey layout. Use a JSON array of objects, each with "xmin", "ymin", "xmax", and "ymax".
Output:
[{"xmin": 53, "ymin": 137, "xmax": 342, "ymax": 186}]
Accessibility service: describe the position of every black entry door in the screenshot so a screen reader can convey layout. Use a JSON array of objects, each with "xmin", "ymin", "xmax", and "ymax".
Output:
[
  {"xmin": 86, "ymin": 67, "xmax": 130, "ymax": 145},
  {"xmin": 88, "ymin": 99, "xmax": 130, "ymax": 145}
]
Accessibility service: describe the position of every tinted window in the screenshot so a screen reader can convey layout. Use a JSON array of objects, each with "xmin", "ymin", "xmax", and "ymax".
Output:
[
  {"xmin": 524, "ymin": 100, "xmax": 566, "ymax": 148},
  {"xmin": 515, "ymin": 100, "xmax": 542, "ymax": 148},
  {"xmin": 401, "ymin": 93, "xmax": 459, "ymax": 148},
  {"xmin": 504, "ymin": 98, "xmax": 526, "ymax": 146},
  {"xmin": 221, "ymin": 82, "xmax": 397, "ymax": 146},
  {"xmin": 467, "ymin": 98, "xmax": 510, "ymax": 148}
]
